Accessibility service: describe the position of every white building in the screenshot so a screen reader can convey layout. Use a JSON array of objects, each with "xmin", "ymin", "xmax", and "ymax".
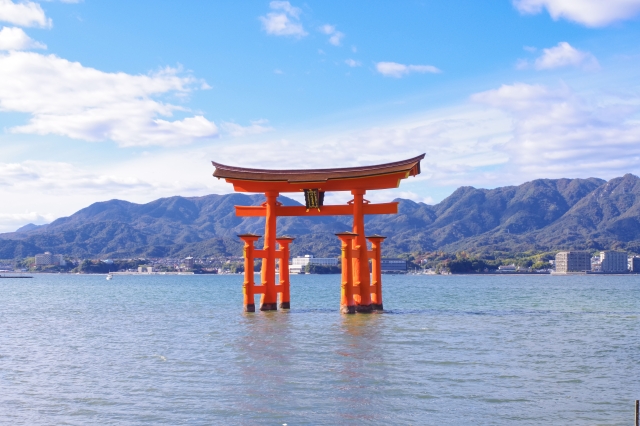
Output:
[
  {"xmin": 498, "ymin": 264, "xmax": 516, "ymax": 271},
  {"xmin": 381, "ymin": 258, "xmax": 408, "ymax": 273},
  {"xmin": 290, "ymin": 255, "xmax": 339, "ymax": 274},
  {"xmin": 600, "ymin": 251, "xmax": 627, "ymax": 273},
  {"xmin": 35, "ymin": 252, "xmax": 65, "ymax": 266},
  {"xmin": 184, "ymin": 257, "xmax": 194, "ymax": 269},
  {"xmin": 555, "ymin": 251, "xmax": 590, "ymax": 273}
]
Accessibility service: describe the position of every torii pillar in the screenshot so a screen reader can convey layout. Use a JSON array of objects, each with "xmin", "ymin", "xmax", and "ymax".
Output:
[
  {"xmin": 259, "ymin": 190, "xmax": 279, "ymax": 311},
  {"xmin": 276, "ymin": 236, "xmax": 294, "ymax": 309},
  {"xmin": 336, "ymin": 232, "xmax": 357, "ymax": 314},
  {"xmin": 367, "ymin": 234, "xmax": 386, "ymax": 311},
  {"xmin": 238, "ymin": 233, "xmax": 260, "ymax": 312},
  {"xmin": 351, "ymin": 189, "xmax": 372, "ymax": 312}
]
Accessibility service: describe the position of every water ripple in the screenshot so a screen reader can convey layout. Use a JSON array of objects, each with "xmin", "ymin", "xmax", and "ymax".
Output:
[{"xmin": 0, "ymin": 273, "xmax": 638, "ymax": 425}]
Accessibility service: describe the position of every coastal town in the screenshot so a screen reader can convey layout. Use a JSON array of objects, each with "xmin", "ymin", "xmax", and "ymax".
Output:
[{"xmin": 3, "ymin": 249, "xmax": 639, "ymax": 276}]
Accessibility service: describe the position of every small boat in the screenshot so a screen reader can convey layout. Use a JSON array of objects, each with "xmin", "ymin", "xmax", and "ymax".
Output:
[{"xmin": 106, "ymin": 273, "xmax": 113, "ymax": 280}]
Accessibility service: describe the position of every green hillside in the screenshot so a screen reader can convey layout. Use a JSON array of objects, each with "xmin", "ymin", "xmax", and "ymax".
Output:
[{"xmin": 4, "ymin": 174, "xmax": 640, "ymax": 259}]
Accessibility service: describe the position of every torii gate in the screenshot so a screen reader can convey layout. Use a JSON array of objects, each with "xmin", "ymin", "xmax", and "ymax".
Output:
[{"xmin": 211, "ymin": 154, "xmax": 425, "ymax": 314}]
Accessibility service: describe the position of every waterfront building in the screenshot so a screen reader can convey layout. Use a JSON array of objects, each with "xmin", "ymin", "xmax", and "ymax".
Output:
[
  {"xmin": 629, "ymin": 256, "xmax": 640, "ymax": 272},
  {"xmin": 34, "ymin": 252, "xmax": 65, "ymax": 266},
  {"xmin": 555, "ymin": 251, "xmax": 590, "ymax": 273},
  {"xmin": 184, "ymin": 256, "xmax": 194, "ymax": 269},
  {"xmin": 380, "ymin": 258, "xmax": 407, "ymax": 273},
  {"xmin": 35, "ymin": 252, "xmax": 52, "ymax": 266},
  {"xmin": 498, "ymin": 264, "xmax": 516, "ymax": 271},
  {"xmin": 289, "ymin": 255, "xmax": 339, "ymax": 274},
  {"xmin": 600, "ymin": 251, "xmax": 628, "ymax": 273}
]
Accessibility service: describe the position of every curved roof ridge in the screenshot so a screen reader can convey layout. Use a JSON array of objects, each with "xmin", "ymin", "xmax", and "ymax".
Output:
[{"xmin": 212, "ymin": 154, "xmax": 424, "ymax": 182}]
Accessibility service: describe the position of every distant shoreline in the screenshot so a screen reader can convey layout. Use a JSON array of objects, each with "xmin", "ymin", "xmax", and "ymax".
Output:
[{"xmin": 4, "ymin": 271, "xmax": 639, "ymax": 277}]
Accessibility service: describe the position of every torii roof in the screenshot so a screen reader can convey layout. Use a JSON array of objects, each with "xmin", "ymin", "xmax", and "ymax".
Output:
[{"xmin": 211, "ymin": 154, "xmax": 425, "ymax": 193}]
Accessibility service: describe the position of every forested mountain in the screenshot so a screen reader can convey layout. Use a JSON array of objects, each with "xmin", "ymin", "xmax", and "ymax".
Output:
[{"xmin": 3, "ymin": 174, "xmax": 640, "ymax": 259}]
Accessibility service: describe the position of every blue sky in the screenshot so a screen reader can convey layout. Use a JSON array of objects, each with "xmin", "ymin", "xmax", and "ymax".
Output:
[{"xmin": 1, "ymin": 0, "xmax": 640, "ymax": 231}]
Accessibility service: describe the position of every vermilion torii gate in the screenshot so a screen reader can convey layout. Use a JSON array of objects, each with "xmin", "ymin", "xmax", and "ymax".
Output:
[{"xmin": 211, "ymin": 154, "xmax": 424, "ymax": 314}]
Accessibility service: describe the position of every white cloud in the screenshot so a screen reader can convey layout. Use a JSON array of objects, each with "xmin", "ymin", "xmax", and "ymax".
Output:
[
  {"xmin": 269, "ymin": 0, "xmax": 301, "ymax": 18},
  {"xmin": 345, "ymin": 58, "xmax": 361, "ymax": 67},
  {"xmin": 221, "ymin": 119, "xmax": 274, "ymax": 138},
  {"xmin": 0, "ymin": 211, "xmax": 54, "ymax": 231},
  {"xmin": 260, "ymin": 1, "xmax": 307, "ymax": 38},
  {"xmin": 0, "ymin": 0, "xmax": 51, "ymax": 28},
  {"xmin": 209, "ymin": 80, "xmax": 640, "ymax": 191},
  {"xmin": 376, "ymin": 61, "xmax": 441, "ymax": 78},
  {"xmin": 0, "ymin": 158, "xmax": 217, "ymax": 231},
  {"xmin": 513, "ymin": 0, "xmax": 640, "ymax": 27},
  {"xmin": 0, "ymin": 160, "xmax": 156, "ymax": 192},
  {"xmin": 0, "ymin": 26, "xmax": 45, "ymax": 50},
  {"xmin": 319, "ymin": 24, "xmax": 344, "ymax": 46},
  {"xmin": 518, "ymin": 42, "xmax": 599, "ymax": 70},
  {"xmin": 319, "ymin": 24, "xmax": 334, "ymax": 34},
  {"xmin": 471, "ymin": 82, "xmax": 558, "ymax": 111},
  {"xmin": 329, "ymin": 32, "xmax": 344, "ymax": 46},
  {"xmin": 209, "ymin": 107, "xmax": 510, "ymax": 187},
  {"xmin": 396, "ymin": 191, "xmax": 435, "ymax": 204},
  {"xmin": 471, "ymin": 82, "xmax": 640, "ymax": 178},
  {"xmin": 536, "ymin": 42, "xmax": 598, "ymax": 70},
  {"xmin": 0, "ymin": 51, "xmax": 218, "ymax": 146}
]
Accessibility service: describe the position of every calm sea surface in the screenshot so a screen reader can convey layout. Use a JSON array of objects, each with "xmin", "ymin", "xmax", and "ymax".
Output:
[{"xmin": 0, "ymin": 274, "xmax": 638, "ymax": 425}]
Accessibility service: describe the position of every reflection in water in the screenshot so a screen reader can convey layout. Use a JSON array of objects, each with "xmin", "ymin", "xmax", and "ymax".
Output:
[
  {"xmin": 233, "ymin": 311, "xmax": 393, "ymax": 423},
  {"xmin": 332, "ymin": 313, "xmax": 389, "ymax": 423},
  {"xmin": 235, "ymin": 311, "xmax": 294, "ymax": 423}
]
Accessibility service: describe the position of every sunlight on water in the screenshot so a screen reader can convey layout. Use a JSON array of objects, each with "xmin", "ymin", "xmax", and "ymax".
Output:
[{"xmin": 0, "ymin": 274, "xmax": 638, "ymax": 424}]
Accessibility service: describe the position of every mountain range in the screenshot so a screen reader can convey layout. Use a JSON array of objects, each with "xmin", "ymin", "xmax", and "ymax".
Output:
[{"xmin": 3, "ymin": 174, "xmax": 640, "ymax": 259}]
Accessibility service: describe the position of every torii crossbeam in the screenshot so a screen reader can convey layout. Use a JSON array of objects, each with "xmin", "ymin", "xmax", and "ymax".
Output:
[{"xmin": 212, "ymin": 154, "xmax": 425, "ymax": 314}]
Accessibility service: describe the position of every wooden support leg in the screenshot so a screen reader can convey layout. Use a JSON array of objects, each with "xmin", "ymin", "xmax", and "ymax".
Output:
[
  {"xmin": 276, "ymin": 237, "xmax": 294, "ymax": 309},
  {"xmin": 238, "ymin": 234, "xmax": 261, "ymax": 312},
  {"xmin": 351, "ymin": 189, "xmax": 372, "ymax": 313},
  {"xmin": 367, "ymin": 235, "xmax": 386, "ymax": 311},
  {"xmin": 336, "ymin": 232, "xmax": 357, "ymax": 314},
  {"xmin": 260, "ymin": 191, "xmax": 279, "ymax": 311}
]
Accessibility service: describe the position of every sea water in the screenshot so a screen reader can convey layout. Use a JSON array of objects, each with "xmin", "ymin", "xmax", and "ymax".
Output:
[{"xmin": 0, "ymin": 274, "xmax": 638, "ymax": 425}]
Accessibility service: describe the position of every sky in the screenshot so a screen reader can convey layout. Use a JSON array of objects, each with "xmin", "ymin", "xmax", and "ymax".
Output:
[{"xmin": 1, "ymin": 0, "xmax": 640, "ymax": 232}]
